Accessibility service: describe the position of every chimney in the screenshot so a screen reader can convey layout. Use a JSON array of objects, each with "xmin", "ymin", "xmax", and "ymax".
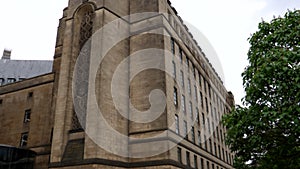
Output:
[{"xmin": 2, "ymin": 49, "xmax": 11, "ymax": 60}]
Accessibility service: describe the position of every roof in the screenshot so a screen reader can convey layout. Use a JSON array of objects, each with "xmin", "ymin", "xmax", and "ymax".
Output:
[{"xmin": 0, "ymin": 59, "xmax": 53, "ymax": 84}]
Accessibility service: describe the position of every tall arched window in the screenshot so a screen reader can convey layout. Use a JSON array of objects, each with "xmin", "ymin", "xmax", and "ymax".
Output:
[
  {"xmin": 79, "ymin": 10, "xmax": 94, "ymax": 49},
  {"xmin": 71, "ymin": 5, "xmax": 94, "ymax": 132}
]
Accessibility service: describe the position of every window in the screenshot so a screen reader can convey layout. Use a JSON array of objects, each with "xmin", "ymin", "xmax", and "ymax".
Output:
[
  {"xmin": 204, "ymin": 79, "xmax": 207, "ymax": 93},
  {"xmin": 189, "ymin": 102, "xmax": 193, "ymax": 119},
  {"xmin": 20, "ymin": 132, "xmax": 28, "ymax": 147},
  {"xmin": 200, "ymin": 92, "xmax": 203, "ymax": 108},
  {"xmin": 198, "ymin": 73, "xmax": 202, "ymax": 87},
  {"xmin": 194, "ymin": 155, "xmax": 198, "ymax": 168},
  {"xmin": 216, "ymin": 127, "xmax": 219, "ymax": 140},
  {"xmin": 183, "ymin": 120, "xmax": 188, "ymax": 138},
  {"xmin": 191, "ymin": 127, "xmax": 195, "ymax": 143},
  {"xmin": 180, "ymin": 71, "xmax": 184, "ymax": 87},
  {"xmin": 214, "ymin": 143, "xmax": 217, "ymax": 155},
  {"xmin": 194, "ymin": 85, "xmax": 198, "ymax": 102},
  {"xmin": 188, "ymin": 79, "xmax": 191, "ymax": 95},
  {"xmin": 175, "ymin": 115, "xmax": 179, "ymax": 134},
  {"xmin": 209, "ymin": 139, "xmax": 213, "ymax": 153},
  {"xmin": 218, "ymin": 145, "xmax": 221, "ymax": 158},
  {"xmin": 28, "ymin": 92, "xmax": 33, "ymax": 98},
  {"xmin": 204, "ymin": 134, "xmax": 207, "ymax": 150},
  {"xmin": 207, "ymin": 161, "xmax": 210, "ymax": 169},
  {"xmin": 208, "ymin": 118, "xmax": 211, "ymax": 133},
  {"xmin": 0, "ymin": 99, "xmax": 2, "ymax": 105},
  {"xmin": 222, "ymin": 148, "xmax": 225, "ymax": 160},
  {"xmin": 172, "ymin": 61, "xmax": 176, "ymax": 79},
  {"xmin": 205, "ymin": 97, "xmax": 209, "ymax": 113},
  {"xmin": 196, "ymin": 108, "xmax": 200, "ymax": 124},
  {"xmin": 212, "ymin": 163, "xmax": 215, "ymax": 169},
  {"xmin": 174, "ymin": 87, "xmax": 178, "ymax": 106},
  {"xmin": 202, "ymin": 113, "xmax": 205, "ymax": 125},
  {"xmin": 171, "ymin": 38, "xmax": 175, "ymax": 54},
  {"xmin": 198, "ymin": 131, "xmax": 201, "ymax": 146},
  {"xmin": 177, "ymin": 147, "xmax": 182, "ymax": 163},
  {"xmin": 79, "ymin": 10, "xmax": 94, "ymax": 49},
  {"xmin": 192, "ymin": 64, "xmax": 196, "ymax": 77},
  {"xmin": 186, "ymin": 57, "xmax": 190, "ymax": 68},
  {"xmin": 186, "ymin": 151, "xmax": 190, "ymax": 166},
  {"xmin": 0, "ymin": 78, "xmax": 4, "ymax": 86},
  {"xmin": 24, "ymin": 109, "xmax": 31, "ymax": 123},
  {"xmin": 7, "ymin": 78, "xmax": 16, "ymax": 84},
  {"xmin": 179, "ymin": 48, "xmax": 183, "ymax": 63},
  {"xmin": 181, "ymin": 95, "xmax": 186, "ymax": 114},
  {"xmin": 208, "ymin": 84, "xmax": 211, "ymax": 98},
  {"xmin": 201, "ymin": 158, "xmax": 204, "ymax": 169}
]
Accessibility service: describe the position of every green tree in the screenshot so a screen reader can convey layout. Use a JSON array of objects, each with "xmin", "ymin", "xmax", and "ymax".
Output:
[{"xmin": 223, "ymin": 10, "xmax": 300, "ymax": 169}]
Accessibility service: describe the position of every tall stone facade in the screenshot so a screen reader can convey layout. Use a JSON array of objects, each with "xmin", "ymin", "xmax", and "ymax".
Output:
[{"xmin": 0, "ymin": 0, "xmax": 235, "ymax": 169}]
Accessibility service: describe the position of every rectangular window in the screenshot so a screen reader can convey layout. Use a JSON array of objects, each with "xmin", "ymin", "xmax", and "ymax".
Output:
[
  {"xmin": 183, "ymin": 120, "xmax": 188, "ymax": 138},
  {"xmin": 24, "ymin": 109, "xmax": 31, "ymax": 123},
  {"xmin": 198, "ymin": 72, "xmax": 202, "ymax": 87},
  {"xmin": 172, "ymin": 61, "xmax": 176, "ymax": 79},
  {"xmin": 203, "ymin": 79, "xmax": 207, "ymax": 93},
  {"xmin": 201, "ymin": 158, "xmax": 204, "ymax": 169},
  {"xmin": 174, "ymin": 87, "xmax": 178, "ymax": 106},
  {"xmin": 175, "ymin": 114, "xmax": 179, "ymax": 134},
  {"xmin": 171, "ymin": 38, "xmax": 175, "ymax": 54},
  {"xmin": 180, "ymin": 71, "xmax": 184, "ymax": 87},
  {"xmin": 198, "ymin": 131, "xmax": 201, "ymax": 146},
  {"xmin": 194, "ymin": 85, "xmax": 198, "ymax": 102},
  {"xmin": 196, "ymin": 107, "xmax": 200, "ymax": 124},
  {"xmin": 202, "ymin": 113, "xmax": 205, "ymax": 125},
  {"xmin": 214, "ymin": 142, "xmax": 217, "ymax": 155},
  {"xmin": 212, "ymin": 163, "xmax": 215, "ymax": 169},
  {"xmin": 222, "ymin": 148, "xmax": 225, "ymax": 160},
  {"xmin": 200, "ymin": 92, "xmax": 203, "ymax": 108},
  {"xmin": 207, "ymin": 161, "xmax": 210, "ymax": 169},
  {"xmin": 216, "ymin": 127, "xmax": 219, "ymax": 140},
  {"xmin": 208, "ymin": 84, "xmax": 211, "ymax": 98},
  {"xmin": 186, "ymin": 57, "xmax": 190, "ymax": 68},
  {"xmin": 188, "ymin": 79, "xmax": 191, "ymax": 95},
  {"xmin": 191, "ymin": 127, "xmax": 195, "ymax": 143},
  {"xmin": 209, "ymin": 139, "xmax": 212, "ymax": 153},
  {"xmin": 193, "ymin": 64, "xmax": 196, "ymax": 77},
  {"xmin": 177, "ymin": 147, "xmax": 182, "ymax": 163},
  {"xmin": 28, "ymin": 92, "xmax": 33, "ymax": 98},
  {"xmin": 218, "ymin": 145, "xmax": 221, "ymax": 158},
  {"xmin": 179, "ymin": 48, "xmax": 183, "ymax": 63},
  {"xmin": 204, "ymin": 135, "xmax": 207, "ymax": 149},
  {"xmin": 189, "ymin": 102, "xmax": 193, "ymax": 119},
  {"xmin": 7, "ymin": 78, "xmax": 16, "ymax": 84},
  {"xmin": 194, "ymin": 155, "xmax": 198, "ymax": 169},
  {"xmin": 181, "ymin": 95, "xmax": 186, "ymax": 114},
  {"xmin": 205, "ymin": 97, "xmax": 209, "ymax": 113},
  {"xmin": 20, "ymin": 132, "xmax": 28, "ymax": 147},
  {"xmin": 0, "ymin": 99, "xmax": 2, "ymax": 105},
  {"xmin": 208, "ymin": 118, "xmax": 211, "ymax": 133},
  {"xmin": 186, "ymin": 151, "xmax": 190, "ymax": 166},
  {"xmin": 0, "ymin": 78, "xmax": 4, "ymax": 86}
]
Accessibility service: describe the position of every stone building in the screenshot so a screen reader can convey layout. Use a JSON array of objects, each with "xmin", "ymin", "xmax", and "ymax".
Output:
[{"xmin": 0, "ymin": 0, "xmax": 235, "ymax": 168}]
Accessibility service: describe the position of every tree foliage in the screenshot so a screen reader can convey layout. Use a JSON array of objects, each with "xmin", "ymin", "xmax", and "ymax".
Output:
[{"xmin": 223, "ymin": 10, "xmax": 300, "ymax": 169}]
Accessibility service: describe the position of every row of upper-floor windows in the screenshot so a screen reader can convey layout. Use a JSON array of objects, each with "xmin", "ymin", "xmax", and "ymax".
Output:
[
  {"xmin": 172, "ymin": 60, "xmax": 227, "ymax": 113},
  {"xmin": 177, "ymin": 146, "xmax": 234, "ymax": 168},
  {"xmin": 0, "ymin": 78, "xmax": 26, "ymax": 86},
  {"xmin": 170, "ymin": 37, "xmax": 228, "ymax": 102}
]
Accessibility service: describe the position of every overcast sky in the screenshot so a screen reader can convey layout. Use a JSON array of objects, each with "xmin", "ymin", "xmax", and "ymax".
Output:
[{"xmin": 0, "ymin": 0, "xmax": 299, "ymax": 104}]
